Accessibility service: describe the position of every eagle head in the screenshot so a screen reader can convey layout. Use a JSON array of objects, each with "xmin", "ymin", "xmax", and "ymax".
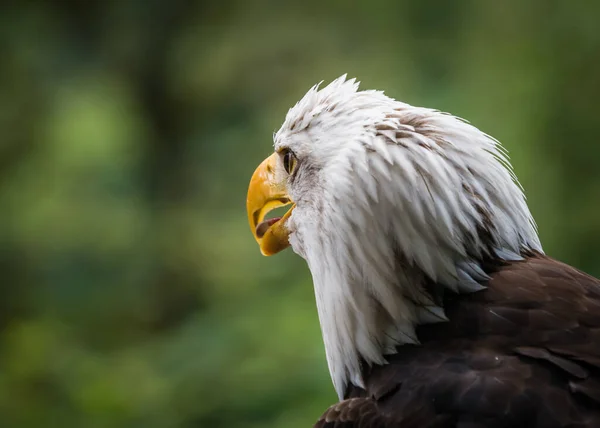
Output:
[{"xmin": 246, "ymin": 75, "xmax": 542, "ymax": 398}]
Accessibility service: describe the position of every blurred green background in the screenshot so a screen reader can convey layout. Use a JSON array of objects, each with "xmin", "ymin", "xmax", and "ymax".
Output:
[{"xmin": 1, "ymin": 1, "xmax": 599, "ymax": 427}]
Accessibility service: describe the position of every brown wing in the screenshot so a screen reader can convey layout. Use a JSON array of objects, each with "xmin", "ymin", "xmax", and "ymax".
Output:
[
  {"xmin": 315, "ymin": 255, "xmax": 600, "ymax": 427},
  {"xmin": 313, "ymin": 398, "xmax": 392, "ymax": 428},
  {"xmin": 313, "ymin": 397, "xmax": 457, "ymax": 428}
]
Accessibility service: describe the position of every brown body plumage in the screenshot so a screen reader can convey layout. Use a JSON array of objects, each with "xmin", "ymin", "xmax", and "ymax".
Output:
[{"xmin": 316, "ymin": 254, "xmax": 600, "ymax": 427}]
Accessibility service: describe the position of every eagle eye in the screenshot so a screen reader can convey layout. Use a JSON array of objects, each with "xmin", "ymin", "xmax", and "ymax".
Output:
[{"xmin": 282, "ymin": 150, "xmax": 297, "ymax": 175}]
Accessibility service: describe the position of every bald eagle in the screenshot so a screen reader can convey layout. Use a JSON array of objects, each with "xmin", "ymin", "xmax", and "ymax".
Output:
[{"xmin": 246, "ymin": 76, "xmax": 600, "ymax": 427}]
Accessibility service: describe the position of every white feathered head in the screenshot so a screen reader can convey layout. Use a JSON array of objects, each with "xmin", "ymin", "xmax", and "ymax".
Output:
[{"xmin": 247, "ymin": 75, "xmax": 541, "ymax": 398}]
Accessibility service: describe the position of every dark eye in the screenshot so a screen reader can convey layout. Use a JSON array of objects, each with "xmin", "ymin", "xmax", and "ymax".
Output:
[{"xmin": 282, "ymin": 150, "xmax": 297, "ymax": 175}]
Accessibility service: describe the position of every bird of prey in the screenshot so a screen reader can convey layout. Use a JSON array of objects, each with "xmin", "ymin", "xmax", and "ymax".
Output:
[{"xmin": 246, "ymin": 76, "xmax": 600, "ymax": 427}]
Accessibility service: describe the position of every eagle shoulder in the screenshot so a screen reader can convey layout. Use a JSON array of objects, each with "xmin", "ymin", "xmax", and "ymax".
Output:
[{"xmin": 315, "ymin": 255, "xmax": 600, "ymax": 427}]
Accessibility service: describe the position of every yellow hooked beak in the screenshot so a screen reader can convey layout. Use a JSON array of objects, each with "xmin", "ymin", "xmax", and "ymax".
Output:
[{"xmin": 247, "ymin": 153, "xmax": 295, "ymax": 256}]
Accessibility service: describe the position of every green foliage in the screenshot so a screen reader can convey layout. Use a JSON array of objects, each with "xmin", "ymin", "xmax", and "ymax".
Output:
[{"xmin": 1, "ymin": 1, "xmax": 600, "ymax": 427}]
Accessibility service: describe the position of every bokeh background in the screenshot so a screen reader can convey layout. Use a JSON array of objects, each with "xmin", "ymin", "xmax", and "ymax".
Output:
[{"xmin": 2, "ymin": 1, "xmax": 600, "ymax": 427}]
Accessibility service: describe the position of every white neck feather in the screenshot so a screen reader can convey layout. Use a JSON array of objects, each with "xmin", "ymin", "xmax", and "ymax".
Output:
[{"xmin": 280, "ymin": 76, "xmax": 542, "ymax": 399}]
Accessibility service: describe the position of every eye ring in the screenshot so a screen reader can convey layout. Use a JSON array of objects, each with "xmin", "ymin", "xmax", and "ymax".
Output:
[{"xmin": 282, "ymin": 149, "xmax": 297, "ymax": 175}]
